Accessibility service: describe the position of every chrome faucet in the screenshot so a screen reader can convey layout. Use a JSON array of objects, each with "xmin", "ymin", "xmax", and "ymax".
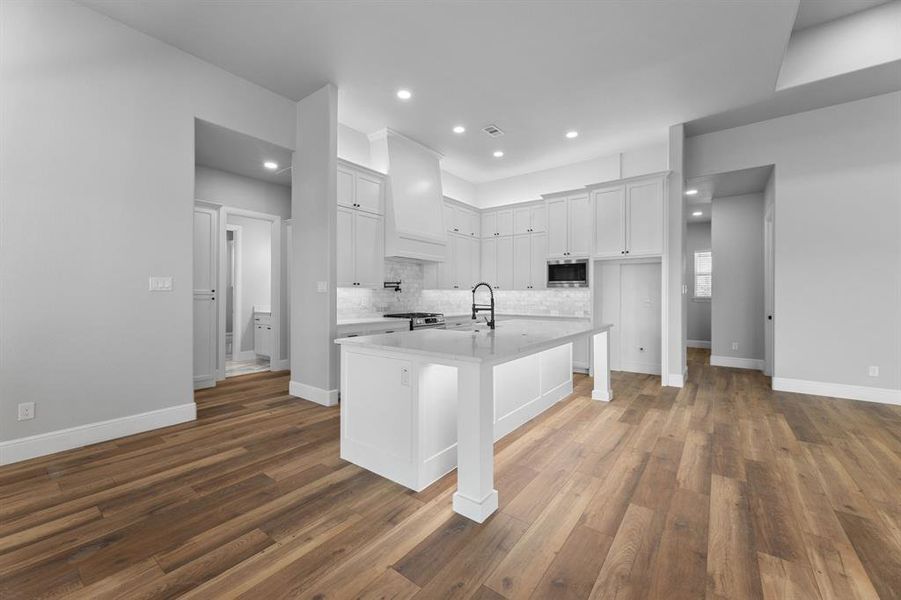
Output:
[{"xmin": 471, "ymin": 282, "xmax": 495, "ymax": 330}]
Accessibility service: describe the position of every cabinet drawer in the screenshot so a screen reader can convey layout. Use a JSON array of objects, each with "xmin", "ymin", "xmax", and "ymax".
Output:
[{"xmin": 254, "ymin": 314, "xmax": 272, "ymax": 325}]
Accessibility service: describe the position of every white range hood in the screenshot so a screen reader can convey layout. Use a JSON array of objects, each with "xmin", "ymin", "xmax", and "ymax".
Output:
[{"xmin": 369, "ymin": 129, "xmax": 446, "ymax": 261}]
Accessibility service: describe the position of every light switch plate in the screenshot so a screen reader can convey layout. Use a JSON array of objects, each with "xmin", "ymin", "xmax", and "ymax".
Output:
[
  {"xmin": 149, "ymin": 276, "xmax": 173, "ymax": 292},
  {"xmin": 868, "ymin": 366, "xmax": 879, "ymax": 377},
  {"xmin": 316, "ymin": 281, "xmax": 328, "ymax": 293}
]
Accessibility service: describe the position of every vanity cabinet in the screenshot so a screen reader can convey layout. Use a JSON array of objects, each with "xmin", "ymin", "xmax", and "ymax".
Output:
[
  {"xmin": 546, "ymin": 193, "xmax": 593, "ymax": 258},
  {"xmin": 592, "ymin": 175, "xmax": 664, "ymax": 258},
  {"xmin": 253, "ymin": 313, "xmax": 273, "ymax": 358}
]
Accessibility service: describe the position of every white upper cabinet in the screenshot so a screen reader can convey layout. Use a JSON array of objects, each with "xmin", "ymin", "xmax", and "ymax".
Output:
[
  {"xmin": 338, "ymin": 206, "xmax": 384, "ymax": 288},
  {"xmin": 512, "ymin": 232, "xmax": 547, "ymax": 290},
  {"xmin": 496, "ymin": 209, "xmax": 514, "ymax": 236},
  {"xmin": 481, "ymin": 212, "xmax": 497, "ymax": 238},
  {"xmin": 444, "ymin": 200, "xmax": 480, "ymax": 237},
  {"xmin": 626, "ymin": 179, "xmax": 664, "ymax": 256},
  {"xmin": 425, "ymin": 233, "xmax": 479, "ymax": 290},
  {"xmin": 496, "ymin": 235, "xmax": 514, "ymax": 290},
  {"xmin": 337, "ymin": 162, "xmax": 384, "ymax": 215},
  {"xmin": 546, "ymin": 194, "xmax": 593, "ymax": 257},
  {"xmin": 591, "ymin": 175, "xmax": 664, "ymax": 258},
  {"xmin": 594, "ymin": 186, "xmax": 626, "ymax": 257},
  {"xmin": 481, "ymin": 208, "xmax": 514, "ymax": 237},
  {"xmin": 480, "ymin": 237, "xmax": 497, "ymax": 287},
  {"xmin": 513, "ymin": 204, "xmax": 546, "ymax": 234}
]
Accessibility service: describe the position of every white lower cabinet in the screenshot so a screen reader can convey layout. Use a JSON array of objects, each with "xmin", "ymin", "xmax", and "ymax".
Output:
[
  {"xmin": 338, "ymin": 207, "xmax": 384, "ymax": 288},
  {"xmin": 480, "ymin": 236, "xmax": 514, "ymax": 289}
]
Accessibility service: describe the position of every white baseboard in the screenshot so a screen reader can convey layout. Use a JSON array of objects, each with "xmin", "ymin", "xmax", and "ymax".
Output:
[
  {"xmin": 621, "ymin": 362, "xmax": 663, "ymax": 376},
  {"xmin": 270, "ymin": 358, "xmax": 289, "ymax": 372},
  {"xmin": 289, "ymin": 380, "xmax": 339, "ymax": 407},
  {"xmin": 687, "ymin": 340, "xmax": 711, "ymax": 349},
  {"xmin": 0, "ymin": 403, "xmax": 196, "ymax": 466},
  {"xmin": 773, "ymin": 377, "xmax": 901, "ymax": 406},
  {"xmin": 710, "ymin": 355, "xmax": 764, "ymax": 371},
  {"xmin": 233, "ymin": 350, "xmax": 258, "ymax": 362},
  {"xmin": 666, "ymin": 372, "xmax": 684, "ymax": 388}
]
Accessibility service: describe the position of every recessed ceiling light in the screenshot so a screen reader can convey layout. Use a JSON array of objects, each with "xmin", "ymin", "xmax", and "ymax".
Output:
[
  {"xmin": 453, "ymin": 125, "xmax": 466, "ymax": 134},
  {"xmin": 396, "ymin": 89, "xmax": 412, "ymax": 100},
  {"xmin": 565, "ymin": 130, "xmax": 579, "ymax": 139},
  {"xmin": 493, "ymin": 151, "xmax": 504, "ymax": 158},
  {"xmin": 692, "ymin": 211, "xmax": 703, "ymax": 216},
  {"xmin": 263, "ymin": 161, "xmax": 278, "ymax": 170},
  {"xmin": 685, "ymin": 188, "xmax": 699, "ymax": 196}
]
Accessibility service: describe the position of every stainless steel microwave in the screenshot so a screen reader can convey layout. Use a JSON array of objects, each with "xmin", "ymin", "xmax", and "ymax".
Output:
[{"xmin": 547, "ymin": 258, "xmax": 589, "ymax": 288}]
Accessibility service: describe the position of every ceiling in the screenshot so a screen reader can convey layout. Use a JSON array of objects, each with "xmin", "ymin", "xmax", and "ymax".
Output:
[
  {"xmin": 80, "ymin": 0, "xmax": 798, "ymax": 183},
  {"xmin": 195, "ymin": 119, "xmax": 292, "ymax": 186},
  {"xmin": 793, "ymin": 0, "xmax": 892, "ymax": 30},
  {"xmin": 685, "ymin": 165, "xmax": 774, "ymax": 223}
]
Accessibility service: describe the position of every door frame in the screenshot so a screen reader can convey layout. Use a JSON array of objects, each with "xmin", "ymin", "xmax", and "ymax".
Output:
[
  {"xmin": 225, "ymin": 224, "xmax": 243, "ymax": 367},
  {"xmin": 217, "ymin": 206, "xmax": 282, "ymax": 379},
  {"xmin": 764, "ymin": 202, "xmax": 775, "ymax": 377}
]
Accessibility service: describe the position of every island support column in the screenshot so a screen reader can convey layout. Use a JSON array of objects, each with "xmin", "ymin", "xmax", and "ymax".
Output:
[
  {"xmin": 453, "ymin": 361, "xmax": 498, "ymax": 523},
  {"xmin": 592, "ymin": 330, "xmax": 613, "ymax": 401}
]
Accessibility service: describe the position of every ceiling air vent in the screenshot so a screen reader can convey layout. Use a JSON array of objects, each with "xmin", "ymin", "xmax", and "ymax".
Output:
[{"xmin": 482, "ymin": 124, "xmax": 504, "ymax": 138}]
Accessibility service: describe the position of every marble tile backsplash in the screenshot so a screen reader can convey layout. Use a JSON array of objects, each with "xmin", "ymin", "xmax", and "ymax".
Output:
[{"xmin": 337, "ymin": 259, "xmax": 591, "ymax": 318}]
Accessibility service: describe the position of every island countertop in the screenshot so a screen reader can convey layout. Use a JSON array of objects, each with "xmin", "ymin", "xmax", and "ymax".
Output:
[{"xmin": 335, "ymin": 319, "xmax": 612, "ymax": 365}]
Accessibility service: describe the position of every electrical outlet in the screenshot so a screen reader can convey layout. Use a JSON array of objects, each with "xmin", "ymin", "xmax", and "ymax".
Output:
[
  {"xmin": 316, "ymin": 281, "xmax": 328, "ymax": 293},
  {"xmin": 17, "ymin": 402, "xmax": 35, "ymax": 421},
  {"xmin": 731, "ymin": 342, "xmax": 739, "ymax": 351},
  {"xmin": 868, "ymin": 366, "xmax": 879, "ymax": 377},
  {"xmin": 148, "ymin": 276, "xmax": 173, "ymax": 292}
]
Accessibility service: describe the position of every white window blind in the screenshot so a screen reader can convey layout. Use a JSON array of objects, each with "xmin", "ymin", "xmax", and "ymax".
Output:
[{"xmin": 694, "ymin": 251, "xmax": 712, "ymax": 298}]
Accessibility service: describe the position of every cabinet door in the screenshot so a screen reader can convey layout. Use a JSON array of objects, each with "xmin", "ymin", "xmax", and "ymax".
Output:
[
  {"xmin": 355, "ymin": 172, "xmax": 383, "ymax": 214},
  {"xmin": 496, "ymin": 236, "xmax": 514, "ymax": 290},
  {"xmin": 594, "ymin": 186, "xmax": 626, "ymax": 257},
  {"xmin": 444, "ymin": 202, "xmax": 457, "ymax": 233},
  {"xmin": 460, "ymin": 208, "xmax": 478, "ymax": 237},
  {"xmin": 337, "ymin": 207, "xmax": 355, "ymax": 286},
  {"xmin": 530, "ymin": 233, "xmax": 548, "ymax": 289},
  {"xmin": 530, "ymin": 204, "xmax": 546, "ymax": 232},
  {"xmin": 546, "ymin": 198, "xmax": 568, "ymax": 257},
  {"xmin": 353, "ymin": 212, "xmax": 383, "ymax": 287},
  {"xmin": 626, "ymin": 179, "xmax": 664, "ymax": 256},
  {"xmin": 453, "ymin": 234, "xmax": 471, "ymax": 289},
  {"xmin": 481, "ymin": 212, "xmax": 497, "ymax": 237},
  {"xmin": 513, "ymin": 207, "xmax": 531, "ymax": 235},
  {"xmin": 480, "ymin": 237, "xmax": 497, "ymax": 287},
  {"xmin": 437, "ymin": 236, "xmax": 454, "ymax": 289},
  {"xmin": 469, "ymin": 237, "xmax": 480, "ymax": 286},
  {"xmin": 513, "ymin": 234, "xmax": 531, "ymax": 289},
  {"xmin": 496, "ymin": 209, "xmax": 514, "ymax": 236},
  {"xmin": 337, "ymin": 167, "xmax": 355, "ymax": 209},
  {"xmin": 568, "ymin": 194, "xmax": 593, "ymax": 256}
]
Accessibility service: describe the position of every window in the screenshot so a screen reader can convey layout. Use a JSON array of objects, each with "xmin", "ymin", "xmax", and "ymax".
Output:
[{"xmin": 694, "ymin": 251, "xmax": 712, "ymax": 298}]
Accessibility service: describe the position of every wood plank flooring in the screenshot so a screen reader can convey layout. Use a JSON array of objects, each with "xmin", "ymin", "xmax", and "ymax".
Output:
[{"xmin": 2, "ymin": 347, "xmax": 900, "ymax": 599}]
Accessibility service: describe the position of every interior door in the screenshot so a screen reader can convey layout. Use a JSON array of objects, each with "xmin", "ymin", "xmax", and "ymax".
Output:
[
  {"xmin": 336, "ymin": 207, "xmax": 355, "ymax": 286},
  {"xmin": 353, "ymin": 212, "xmax": 383, "ymax": 287},
  {"xmin": 530, "ymin": 233, "xmax": 548, "ymax": 289},
  {"xmin": 626, "ymin": 179, "xmax": 663, "ymax": 256},
  {"xmin": 594, "ymin": 186, "xmax": 625, "ymax": 257},
  {"xmin": 193, "ymin": 205, "xmax": 218, "ymax": 389},
  {"xmin": 496, "ymin": 236, "xmax": 514, "ymax": 290},
  {"xmin": 620, "ymin": 262, "xmax": 662, "ymax": 374},
  {"xmin": 513, "ymin": 234, "xmax": 531, "ymax": 289},
  {"xmin": 568, "ymin": 194, "xmax": 593, "ymax": 256}
]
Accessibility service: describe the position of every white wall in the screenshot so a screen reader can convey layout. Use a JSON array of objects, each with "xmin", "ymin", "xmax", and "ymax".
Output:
[
  {"xmin": 711, "ymin": 195, "xmax": 764, "ymax": 362},
  {"xmin": 195, "ymin": 166, "xmax": 291, "ymax": 218},
  {"xmin": 0, "ymin": 0, "xmax": 296, "ymax": 449},
  {"xmin": 686, "ymin": 222, "xmax": 711, "ymax": 343},
  {"xmin": 441, "ymin": 170, "xmax": 477, "ymax": 206},
  {"xmin": 337, "ymin": 123, "xmax": 371, "ymax": 167},
  {"xmin": 227, "ymin": 215, "xmax": 272, "ymax": 353},
  {"xmin": 686, "ymin": 92, "xmax": 901, "ymax": 395}
]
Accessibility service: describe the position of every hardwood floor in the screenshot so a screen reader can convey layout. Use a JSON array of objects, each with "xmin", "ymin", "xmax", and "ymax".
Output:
[{"xmin": 2, "ymin": 350, "xmax": 900, "ymax": 599}]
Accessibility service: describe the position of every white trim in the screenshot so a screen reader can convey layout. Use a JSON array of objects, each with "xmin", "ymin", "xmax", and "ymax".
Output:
[
  {"xmin": 289, "ymin": 380, "xmax": 339, "ymax": 407},
  {"xmin": 667, "ymin": 372, "xmax": 684, "ymax": 388},
  {"xmin": 452, "ymin": 489, "xmax": 499, "ymax": 524},
  {"xmin": 687, "ymin": 339, "xmax": 711, "ymax": 349},
  {"xmin": 0, "ymin": 403, "xmax": 196, "ymax": 465},
  {"xmin": 710, "ymin": 355, "xmax": 765, "ymax": 370},
  {"xmin": 773, "ymin": 378, "xmax": 901, "ymax": 406}
]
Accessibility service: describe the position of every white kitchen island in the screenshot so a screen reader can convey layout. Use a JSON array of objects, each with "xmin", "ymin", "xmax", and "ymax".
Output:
[{"xmin": 335, "ymin": 319, "xmax": 613, "ymax": 523}]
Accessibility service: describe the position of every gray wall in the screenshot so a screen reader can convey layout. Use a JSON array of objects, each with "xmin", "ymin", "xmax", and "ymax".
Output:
[
  {"xmin": 195, "ymin": 166, "xmax": 291, "ymax": 218},
  {"xmin": 711, "ymin": 194, "xmax": 764, "ymax": 361},
  {"xmin": 0, "ymin": 1, "xmax": 296, "ymax": 444},
  {"xmin": 686, "ymin": 222, "xmax": 712, "ymax": 343},
  {"xmin": 686, "ymin": 91, "xmax": 901, "ymax": 391}
]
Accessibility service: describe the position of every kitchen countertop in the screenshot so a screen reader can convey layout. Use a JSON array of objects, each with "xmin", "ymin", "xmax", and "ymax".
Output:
[
  {"xmin": 337, "ymin": 316, "xmax": 410, "ymax": 327},
  {"xmin": 338, "ymin": 313, "xmax": 590, "ymax": 327},
  {"xmin": 336, "ymin": 319, "xmax": 612, "ymax": 365}
]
